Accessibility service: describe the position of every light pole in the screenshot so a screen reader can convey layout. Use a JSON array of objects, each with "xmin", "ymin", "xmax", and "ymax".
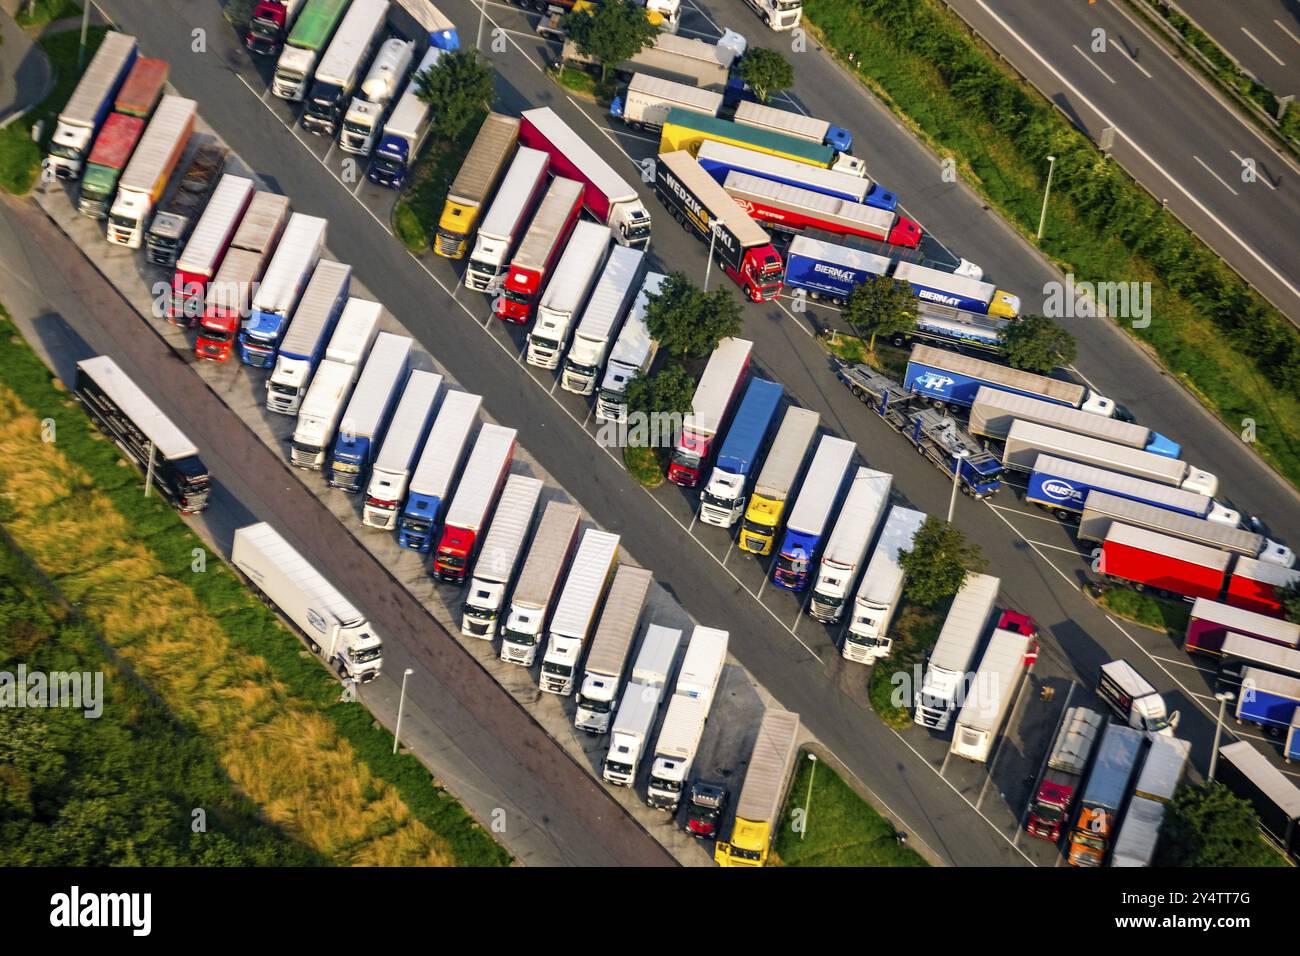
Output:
[
  {"xmin": 78, "ymin": 1, "xmax": 91, "ymax": 71},
  {"xmin": 1207, "ymin": 690, "xmax": 1235, "ymax": 782},
  {"xmin": 476, "ymin": 0, "xmax": 487, "ymax": 51},
  {"xmin": 801, "ymin": 753, "xmax": 818, "ymax": 841},
  {"xmin": 703, "ymin": 218, "xmax": 725, "ymax": 292},
  {"xmin": 393, "ymin": 667, "xmax": 415, "ymax": 755},
  {"xmin": 946, "ymin": 449, "xmax": 968, "ymax": 523},
  {"xmin": 1037, "ymin": 155, "xmax": 1057, "ymax": 241}
]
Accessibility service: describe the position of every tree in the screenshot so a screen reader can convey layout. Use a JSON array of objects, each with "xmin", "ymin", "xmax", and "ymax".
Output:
[
  {"xmin": 1156, "ymin": 783, "xmax": 1282, "ymax": 867},
  {"xmin": 898, "ymin": 517, "xmax": 988, "ymax": 608},
  {"xmin": 999, "ymin": 313, "xmax": 1077, "ymax": 374},
  {"xmin": 738, "ymin": 48, "xmax": 794, "ymax": 105},
  {"xmin": 842, "ymin": 275, "xmax": 916, "ymax": 351},
  {"xmin": 643, "ymin": 271, "xmax": 743, "ymax": 358},
  {"xmin": 222, "ymin": 0, "xmax": 256, "ymax": 30},
  {"xmin": 1277, "ymin": 580, "xmax": 1300, "ymax": 624},
  {"xmin": 415, "ymin": 50, "xmax": 495, "ymax": 142},
  {"xmin": 563, "ymin": 0, "xmax": 658, "ymax": 83}
]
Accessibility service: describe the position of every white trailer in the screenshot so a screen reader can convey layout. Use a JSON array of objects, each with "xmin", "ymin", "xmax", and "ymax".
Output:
[
  {"xmin": 231, "ymin": 521, "xmax": 383, "ymax": 682},
  {"xmin": 771, "ymin": 434, "xmax": 854, "ymax": 588},
  {"xmin": 172, "ymin": 174, "xmax": 256, "ymax": 318},
  {"xmin": 573, "ymin": 566, "xmax": 654, "ymax": 730},
  {"xmin": 500, "ymin": 502, "xmax": 582, "ymax": 666},
  {"xmin": 843, "ymin": 505, "xmax": 926, "ymax": 663},
  {"xmin": 526, "ymin": 221, "xmax": 611, "ymax": 369},
  {"xmin": 368, "ymin": 47, "xmax": 441, "ymax": 185},
  {"xmin": 397, "ymin": 391, "xmax": 482, "ymax": 551},
  {"xmin": 106, "ymin": 96, "xmax": 197, "ymax": 247},
  {"xmin": 603, "ymin": 682, "xmax": 664, "ymax": 787},
  {"xmin": 325, "ymin": 297, "xmax": 384, "ymax": 367},
  {"xmin": 291, "ymin": 360, "xmax": 360, "ymax": 470},
  {"xmin": 244, "ymin": 213, "xmax": 329, "ymax": 366},
  {"xmin": 634, "ymin": 623, "xmax": 684, "ymax": 691},
  {"xmin": 1078, "ymin": 490, "xmax": 1265, "ymax": 555},
  {"xmin": 465, "ymin": 147, "xmax": 550, "ymax": 292},
  {"xmin": 613, "ymin": 73, "xmax": 724, "ymax": 130},
  {"xmin": 595, "ymin": 272, "xmax": 665, "ymax": 421},
  {"xmin": 540, "ymin": 529, "xmax": 620, "ymax": 696},
  {"xmin": 646, "ymin": 693, "xmax": 711, "ymax": 810},
  {"xmin": 460, "ymin": 475, "xmax": 544, "ymax": 637},
  {"xmin": 732, "ymin": 99, "xmax": 847, "ymax": 151},
  {"xmin": 266, "ymin": 260, "xmax": 354, "ymax": 414},
  {"xmin": 697, "ymin": 140, "xmax": 873, "ymax": 205},
  {"xmin": 301, "ymin": 0, "xmax": 390, "ymax": 136},
  {"xmin": 329, "ymin": 333, "xmax": 413, "ymax": 492},
  {"xmin": 230, "ymin": 190, "xmax": 291, "ymax": 254},
  {"xmin": 809, "ymin": 468, "xmax": 891, "ymax": 623},
  {"xmin": 48, "ymin": 31, "xmax": 138, "ymax": 178},
  {"xmin": 340, "ymin": 37, "xmax": 416, "ymax": 155},
  {"xmin": 969, "ymin": 386, "xmax": 1177, "ymax": 455},
  {"xmin": 914, "ymin": 573, "xmax": 1000, "ymax": 730},
  {"xmin": 561, "ymin": 246, "xmax": 646, "ymax": 395},
  {"xmin": 361, "ymin": 370, "xmax": 443, "ymax": 528},
  {"xmin": 950, "ymin": 627, "xmax": 1035, "ymax": 762},
  {"xmin": 674, "ymin": 626, "xmax": 728, "ymax": 709},
  {"xmin": 1111, "ymin": 736, "xmax": 1190, "ymax": 866}
]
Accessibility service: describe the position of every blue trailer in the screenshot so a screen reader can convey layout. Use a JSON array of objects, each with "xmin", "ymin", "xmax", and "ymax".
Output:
[
  {"xmin": 1236, "ymin": 667, "xmax": 1300, "ymax": 732},
  {"xmin": 1288, "ymin": 710, "xmax": 1300, "ymax": 763},
  {"xmin": 904, "ymin": 343, "xmax": 1115, "ymax": 416},
  {"xmin": 1026, "ymin": 454, "xmax": 1239, "ymax": 523},
  {"xmin": 773, "ymin": 436, "xmax": 856, "ymax": 591},
  {"xmin": 698, "ymin": 377, "xmax": 784, "ymax": 527},
  {"xmin": 892, "ymin": 261, "xmax": 1020, "ymax": 318},
  {"xmin": 783, "ymin": 234, "xmax": 890, "ymax": 304}
]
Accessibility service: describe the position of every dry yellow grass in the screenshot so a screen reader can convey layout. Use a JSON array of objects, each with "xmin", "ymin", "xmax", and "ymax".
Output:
[{"xmin": 0, "ymin": 385, "xmax": 454, "ymax": 866}]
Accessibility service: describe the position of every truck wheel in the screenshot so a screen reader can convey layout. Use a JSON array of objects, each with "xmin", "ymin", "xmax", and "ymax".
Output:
[
  {"xmin": 307, "ymin": 637, "xmax": 321, "ymax": 654},
  {"xmin": 931, "ymin": 399, "xmax": 947, "ymax": 411},
  {"xmin": 1054, "ymin": 509, "xmax": 1073, "ymax": 521},
  {"xmin": 891, "ymin": 334, "xmax": 907, "ymax": 348}
]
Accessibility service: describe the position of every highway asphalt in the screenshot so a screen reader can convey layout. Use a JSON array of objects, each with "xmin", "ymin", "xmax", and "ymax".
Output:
[
  {"xmin": 48, "ymin": 0, "xmax": 1300, "ymax": 864},
  {"xmin": 946, "ymin": 0, "xmax": 1300, "ymax": 326},
  {"xmin": 1175, "ymin": 0, "xmax": 1299, "ymax": 95}
]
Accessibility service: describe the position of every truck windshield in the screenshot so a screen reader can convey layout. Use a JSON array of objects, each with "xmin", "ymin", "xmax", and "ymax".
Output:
[
  {"xmin": 270, "ymin": 382, "xmax": 297, "ymax": 396},
  {"xmin": 597, "ymin": 389, "xmax": 624, "ymax": 407},
  {"xmin": 250, "ymin": 16, "xmax": 279, "ymax": 40},
  {"xmin": 199, "ymin": 329, "xmax": 231, "ymax": 344},
  {"xmin": 541, "ymin": 661, "xmax": 572, "ymax": 677},
  {"xmin": 502, "ymin": 629, "xmax": 537, "ymax": 647},
  {"xmin": 1032, "ymin": 803, "xmax": 1063, "ymax": 823},
  {"xmin": 503, "ymin": 288, "xmax": 531, "ymax": 305},
  {"xmin": 351, "ymin": 646, "xmax": 382, "ymax": 664},
  {"xmin": 343, "ymin": 121, "xmax": 369, "ymax": 136},
  {"xmin": 108, "ymin": 215, "xmax": 136, "ymax": 232},
  {"xmin": 776, "ymin": 555, "xmax": 807, "ymax": 574},
  {"xmin": 293, "ymin": 441, "xmax": 322, "ymax": 457},
  {"xmin": 152, "ymin": 234, "xmax": 180, "ymax": 251},
  {"xmin": 741, "ymin": 519, "xmax": 771, "ymax": 538},
  {"xmin": 530, "ymin": 336, "xmax": 558, "ymax": 351},
  {"xmin": 370, "ymin": 156, "xmax": 401, "ymax": 176},
  {"xmin": 438, "ymin": 554, "xmax": 467, "ymax": 571},
  {"xmin": 581, "ymin": 698, "xmax": 611, "ymax": 714},
  {"xmin": 777, "ymin": 0, "xmax": 802, "ymax": 10},
  {"xmin": 671, "ymin": 450, "xmax": 701, "ymax": 470},
  {"xmin": 50, "ymin": 142, "xmax": 81, "ymax": 160},
  {"xmin": 275, "ymin": 67, "xmax": 305, "ymax": 85},
  {"xmin": 699, "ymin": 489, "xmax": 735, "ymax": 508},
  {"xmin": 400, "ymin": 514, "xmax": 431, "ymax": 532}
]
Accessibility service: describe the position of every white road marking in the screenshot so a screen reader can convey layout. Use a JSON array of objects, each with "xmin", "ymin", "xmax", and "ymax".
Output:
[
  {"xmin": 1275, "ymin": 18, "xmax": 1300, "ymax": 46},
  {"xmin": 1073, "ymin": 44, "xmax": 1117, "ymax": 84},
  {"xmin": 1023, "ymin": 539, "xmax": 1085, "ymax": 556},
  {"xmin": 987, "ymin": 503, "xmax": 1063, "ymax": 525},
  {"xmin": 1193, "ymin": 155, "xmax": 1240, "ymax": 196},
  {"xmin": 1229, "ymin": 149, "xmax": 1277, "ymax": 190},
  {"xmin": 1121, "ymin": 48, "xmax": 1153, "ymax": 79},
  {"xmin": 1241, "ymin": 27, "xmax": 1286, "ymax": 65}
]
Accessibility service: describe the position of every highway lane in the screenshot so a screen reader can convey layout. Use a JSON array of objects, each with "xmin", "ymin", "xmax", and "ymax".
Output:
[
  {"xmin": 87, "ymin": 0, "xmax": 1298, "ymax": 862},
  {"xmin": 944, "ymin": 0, "xmax": 1300, "ymax": 326},
  {"xmin": 1175, "ymin": 0, "xmax": 1299, "ymax": 95}
]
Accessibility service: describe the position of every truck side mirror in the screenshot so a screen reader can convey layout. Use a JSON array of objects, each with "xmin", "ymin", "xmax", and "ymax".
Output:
[{"xmin": 1168, "ymin": 710, "xmax": 1181, "ymax": 731}]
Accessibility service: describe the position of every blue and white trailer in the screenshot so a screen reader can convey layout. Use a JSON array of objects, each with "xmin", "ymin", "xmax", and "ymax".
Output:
[
  {"xmin": 328, "ymin": 332, "xmax": 412, "ymax": 492},
  {"xmin": 241, "ymin": 213, "xmax": 327, "ymax": 367},
  {"xmin": 695, "ymin": 141, "xmax": 893, "ymax": 210},
  {"xmin": 266, "ymin": 259, "xmax": 352, "ymax": 414},
  {"xmin": 367, "ymin": 47, "xmax": 441, "ymax": 188},
  {"xmin": 397, "ymin": 390, "xmax": 481, "ymax": 551},
  {"xmin": 47, "ymin": 32, "xmax": 138, "ymax": 179},
  {"xmin": 904, "ymin": 344, "xmax": 1115, "ymax": 416},
  {"xmin": 1236, "ymin": 667, "xmax": 1300, "ymax": 732},
  {"xmin": 892, "ymin": 261, "xmax": 1019, "ymax": 318},
  {"xmin": 772, "ymin": 435, "xmax": 855, "ymax": 591},
  {"xmin": 362, "ymin": 370, "xmax": 443, "ymax": 529},
  {"xmin": 698, "ymin": 377, "xmax": 784, "ymax": 527},
  {"xmin": 782, "ymin": 234, "xmax": 890, "ymax": 304},
  {"xmin": 1026, "ymin": 454, "xmax": 1241, "ymax": 525}
]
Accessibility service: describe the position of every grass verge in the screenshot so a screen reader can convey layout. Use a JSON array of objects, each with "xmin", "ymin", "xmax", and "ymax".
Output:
[
  {"xmin": 0, "ymin": 304, "xmax": 509, "ymax": 866},
  {"xmin": 821, "ymin": 332, "xmax": 909, "ymax": 378},
  {"xmin": 774, "ymin": 750, "xmax": 928, "ymax": 866},
  {"xmin": 803, "ymin": 0, "xmax": 1300, "ymax": 490},
  {"xmin": 0, "ymin": 27, "xmax": 107, "ymax": 195},
  {"xmin": 623, "ymin": 445, "xmax": 665, "ymax": 487},
  {"xmin": 551, "ymin": 65, "xmax": 614, "ymax": 105},
  {"xmin": 392, "ymin": 109, "xmax": 488, "ymax": 253},
  {"xmin": 1097, "ymin": 585, "xmax": 1191, "ymax": 635},
  {"xmin": 866, "ymin": 601, "xmax": 943, "ymax": 729},
  {"xmin": 14, "ymin": 0, "xmax": 81, "ymax": 29}
]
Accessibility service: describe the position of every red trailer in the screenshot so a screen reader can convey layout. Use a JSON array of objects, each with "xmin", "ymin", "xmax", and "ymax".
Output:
[
  {"xmin": 496, "ymin": 177, "xmax": 585, "ymax": 324},
  {"xmin": 1098, "ymin": 522, "xmax": 1231, "ymax": 601},
  {"xmin": 114, "ymin": 57, "xmax": 168, "ymax": 119},
  {"xmin": 1226, "ymin": 556, "xmax": 1300, "ymax": 618},
  {"xmin": 721, "ymin": 170, "xmax": 922, "ymax": 249}
]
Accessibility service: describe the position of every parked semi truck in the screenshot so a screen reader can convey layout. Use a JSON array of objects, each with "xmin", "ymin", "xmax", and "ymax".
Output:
[
  {"xmin": 464, "ymin": 147, "xmax": 550, "ymax": 292},
  {"xmin": 77, "ymin": 114, "xmax": 145, "ymax": 219},
  {"xmin": 949, "ymin": 626, "xmax": 1036, "ymax": 763},
  {"xmin": 646, "ymin": 625, "xmax": 728, "ymax": 810},
  {"xmin": 914, "ymin": 573, "xmax": 1000, "ymax": 730},
  {"xmin": 367, "ymin": 47, "xmax": 441, "ymax": 187},
  {"xmin": 905, "ymin": 344, "xmax": 1115, "ymax": 416},
  {"xmin": 842, "ymin": 505, "xmax": 926, "ymax": 663},
  {"xmin": 360, "ymin": 370, "xmax": 442, "ymax": 527},
  {"xmin": 1026, "ymin": 706, "xmax": 1106, "ymax": 842},
  {"xmin": 772, "ymin": 435, "xmax": 855, "ymax": 591},
  {"xmin": 241, "ymin": 213, "xmax": 328, "ymax": 367},
  {"xmin": 432, "ymin": 112, "xmax": 521, "ymax": 253},
  {"xmin": 329, "ymin": 332, "xmax": 412, "ymax": 491},
  {"xmin": 970, "ymin": 387, "xmax": 1179, "ymax": 457},
  {"xmin": 433, "ymin": 424, "xmax": 516, "ymax": 582},
  {"xmin": 106, "ymin": 96, "xmax": 196, "ymax": 248},
  {"xmin": 561, "ymin": 246, "xmax": 646, "ymax": 395},
  {"xmin": 107, "ymin": 57, "xmax": 166, "ymax": 124},
  {"xmin": 291, "ymin": 362, "xmax": 357, "ymax": 470},
  {"xmin": 1110, "ymin": 735, "xmax": 1190, "ymax": 867},
  {"xmin": 668, "ymin": 337, "xmax": 753, "ymax": 486},
  {"xmin": 47, "ymin": 31, "xmax": 137, "ymax": 179},
  {"xmin": 246, "ymin": 0, "xmax": 306, "ymax": 55},
  {"xmin": 1216, "ymin": 740, "xmax": 1300, "ymax": 860},
  {"xmin": 660, "ymin": 108, "xmax": 866, "ymax": 176},
  {"xmin": 1216, "ymin": 633, "xmax": 1300, "ymax": 696},
  {"xmin": 1097, "ymin": 659, "xmax": 1179, "ymax": 737},
  {"xmin": 573, "ymin": 566, "xmax": 654, "ymax": 730},
  {"xmin": 495, "ymin": 177, "xmax": 585, "ymax": 322},
  {"xmin": 733, "ymin": 99, "xmax": 849, "ymax": 152},
  {"xmin": 540, "ymin": 529, "xmax": 621, "ymax": 695},
  {"xmin": 738, "ymin": 406, "xmax": 820, "ymax": 555},
  {"xmin": 594, "ymin": 272, "xmax": 665, "ymax": 421},
  {"xmin": 697, "ymin": 141, "xmax": 890, "ymax": 210},
  {"xmin": 266, "ymin": 260, "xmax": 353, "ymax": 413},
  {"xmin": 1027, "ymin": 455, "xmax": 1239, "ymax": 525},
  {"xmin": 526, "ymin": 221, "xmax": 611, "ymax": 368},
  {"xmin": 601, "ymin": 623, "xmax": 684, "ymax": 784},
  {"xmin": 397, "ymin": 391, "xmax": 481, "ymax": 549},
  {"xmin": 1226, "ymin": 557, "xmax": 1300, "ymax": 615},
  {"xmin": 146, "ymin": 140, "xmax": 228, "ymax": 270},
  {"xmin": 301, "ymin": 0, "xmax": 389, "ymax": 136},
  {"xmin": 168, "ymin": 173, "xmax": 255, "ymax": 324},
  {"xmin": 563, "ymin": 30, "xmax": 740, "ymax": 92},
  {"xmin": 231, "ymin": 521, "xmax": 383, "ymax": 682},
  {"xmin": 1185, "ymin": 597, "xmax": 1300, "ymax": 658},
  {"xmin": 654, "ymin": 150, "xmax": 782, "ymax": 302},
  {"xmin": 1097, "ymin": 523, "xmax": 1233, "ymax": 602},
  {"xmin": 195, "ymin": 191, "xmax": 291, "ymax": 362},
  {"xmin": 698, "ymin": 377, "xmax": 783, "ymax": 527},
  {"xmin": 809, "ymin": 468, "xmax": 890, "ymax": 622},
  {"xmin": 1236, "ymin": 668, "xmax": 1300, "ymax": 733},
  {"xmin": 722, "ymin": 171, "xmax": 921, "ymax": 248},
  {"xmin": 611, "ymin": 73, "xmax": 724, "ymax": 131},
  {"xmin": 459, "ymin": 474, "xmax": 543, "ymax": 636},
  {"xmin": 1068, "ymin": 723, "xmax": 1144, "ymax": 866},
  {"xmin": 272, "ymin": 0, "xmax": 352, "ymax": 100},
  {"xmin": 835, "ymin": 361, "xmax": 1002, "ymax": 497},
  {"xmin": 715, "ymin": 708, "xmax": 800, "ymax": 866},
  {"xmin": 339, "ymin": 37, "xmax": 416, "ymax": 155}
]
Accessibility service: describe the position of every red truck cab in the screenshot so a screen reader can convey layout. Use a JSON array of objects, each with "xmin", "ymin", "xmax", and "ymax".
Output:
[
  {"xmin": 887, "ymin": 214, "xmax": 922, "ymax": 250},
  {"xmin": 195, "ymin": 247, "xmax": 265, "ymax": 362},
  {"xmin": 731, "ymin": 245, "xmax": 783, "ymax": 303},
  {"xmin": 997, "ymin": 609, "xmax": 1040, "ymax": 667},
  {"xmin": 245, "ymin": 1, "xmax": 294, "ymax": 56},
  {"xmin": 667, "ymin": 429, "xmax": 713, "ymax": 486}
]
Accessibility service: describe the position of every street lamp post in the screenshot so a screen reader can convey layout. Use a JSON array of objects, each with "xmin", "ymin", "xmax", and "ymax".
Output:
[
  {"xmin": 393, "ymin": 667, "xmax": 415, "ymax": 755},
  {"xmin": 801, "ymin": 753, "xmax": 818, "ymax": 841},
  {"xmin": 947, "ymin": 450, "xmax": 968, "ymax": 523},
  {"xmin": 1037, "ymin": 155, "xmax": 1057, "ymax": 241},
  {"xmin": 1207, "ymin": 690, "xmax": 1235, "ymax": 782},
  {"xmin": 703, "ymin": 218, "xmax": 725, "ymax": 292}
]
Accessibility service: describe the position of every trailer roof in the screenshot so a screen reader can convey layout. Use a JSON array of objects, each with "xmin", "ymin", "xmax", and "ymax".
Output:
[
  {"xmin": 632, "ymin": 623, "xmax": 684, "ymax": 684},
  {"xmin": 1240, "ymin": 666, "xmax": 1300, "ymax": 703},
  {"xmin": 175, "ymin": 174, "xmax": 256, "ymax": 274},
  {"xmin": 788, "ymin": 233, "xmax": 891, "ymax": 277},
  {"xmin": 60, "ymin": 31, "xmax": 136, "ymax": 126},
  {"xmin": 550, "ymin": 528, "xmax": 620, "ymax": 636},
  {"xmin": 234, "ymin": 522, "xmax": 364, "ymax": 625},
  {"xmin": 540, "ymin": 221, "xmax": 610, "ymax": 313},
  {"xmin": 377, "ymin": 47, "xmax": 438, "ymax": 137},
  {"xmin": 785, "ymin": 435, "xmax": 855, "ymax": 535},
  {"xmin": 1133, "ymin": 735, "xmax": 1190, "ymax": 802},
  {"xmin": 1232, "ymin": 555, "xmax": 1300, "ymax": 588},
  {"xmin": 76, "ymin": 355, "xmax": 198, "ymax": 461},
  {"xmin": 522, "ymin": 107, "xmax": 637, "ymax": 206},
  {"xmin": 279, "ymin": 260, "xmax": 353, "ymax": 357},
  {"xmin": 443, "ymin": 423, "xmax": 516, "ymax": 527},
  {"xmin": 911, "ymin": 344, "xmax": 1086, "ymax": 406},
  {"xmin": 754, "ymin": 406, "xmax": 820, "ymax": 498},
  {"xmin": 656, "ymin": 150, "xmax": 772, "ymax": 249},
  {"xmin": 893, "ymin": 261, "xmax": 995, "ymax": 303},
  {"xmin": 340, "ymin": 333, "xmax": 412, "ymax": 437},
  {"xmin": 972, "ymin": 387, "xmax": 1149, "ymax": 447},
  {"xmin": 723, "ymin": 170, "xmax": 894, "ymax": 233},
  {"xmin": 115, "ymin": 57, "xmax": 167, "ymax": 115},
  {"xmin": 511, "ymin": 177, "xmax": 585, "ymax": 273},
  {"xmin": 511, "ymin": 500, "xmax": 581, "ymax": 605},
  {"xmin": 1111, "ymin": 795, "xmax": 1164, "ymax": 867},
  {"xmin": 628, "ymin": 73, "xmax": 726, "ymax": 114},
  {"xmin": 119, "ymin": 95, "xmax": 196, "ymax": 193},
  {"xmin": 206, "ymin": 247, "xmax": 264, "ymax": 311},
  {"xmin": 326, "ymin": 297, "xmax": 383, "ymax": 363},
  {"xmin": 1099, "ymin": 659, "xmax": 1157, "ymax": 699},
  {"xmin": 677, "ymin": 626, "xmax": 728, "ymax": 691},
  {"xmin": 955, "ymin": 628, "xmax": 1031, "ymax": 734},
  {"xmin": 1220, "ymin": 632, "xmax": 1300, "ymax": 674},
  {"xmin": 1105, "ymin": 521, "xmax": 1234, "ymax": 574},
  {"xmin": 316, "ymin": 0, "xmax": 389, "ymax": 83},
  {"xmin": 687, "ymin": 337, "xmax": 753, "ymax": 437},
  {"xmin": 371, "ymin": 370, "xmax": 442, "ymax": 474},
  {"xmin": 572, "ymin": 246, "xmax": 645, "ymax": 346},
  {"xmin": 232, "ymin": 192, "xmax": 290, "ymax": 254},
  {"xmin": 1190, "ymin": 597, "xmax": 1300, "ymax": 645},
  {"xmin": 1081, "ymin": 723, "xmax": 1144, "ymax": 809},
  {"xmin": 407, "ymin": 390, "xmax": 482, "ymax": 496},
  {"xmin": 718, "ymin": 377, "xmax": 783, "ymax": 468},
  {"xmin": 664, "ymin": 108, "xmax": 835, "ymax": 166},
  {"xmin": 395, "ymin": 0, "xmax": 455, "ymax": 38},
  {"xmin": 610, "ymin": 681, "xmax": 660, "ymax": 735},
  {"xmin": 822, "ymin": 468, "xmax": 890, "ymax": 564},
  {"xmin": 297, "ymin": 360, "xmax": 355, "ymax": 419},
  {"xmin": 654, "ymin": 693, "xmax": 710, "ymax": 755},
  {"xmin": 735, "ymin": 709, "xmax": 800, "ymax": 825},
  {"xmin": 85, "ymin": 113, "xmax": 145, "ymax": 169},
  {"xmin": 253, "ymin": 214, "xmax": 327, "ymax": 313},
  {"xmin": 929, "ymin": 573, "xmax": 1000, "ymax": 673},
  {"xmin": 733, "ymin": 100, "xmax": 829, "ymax": 142},
  {"xmin": 699, "ymin": 141, "xmax": 870, "ymax": 203},
  {"xmin": 1082, "ymin": 490, "xmax": 1261, "ymax": 555},
  {"xmin": 473, "ymin": 474, "xmax": 543, "ymax": 582},
  {"xmin": 1047, "ymin": 706, "xmax": 1105, "ymax": 776},
  {"xmin": 447, "ymin": 112, "xmax": 521, "ymax": 206},
  {"xmin": 288, "ymin": 0, "xmax": 351, "ymax": 51},
  {"xmin": 584, "ymin": 565, "xmax": 653, "ymax": 674},
  {"xmin": 855, "ymin": 505, "xmax": 926, "ymax": 606},
  {"xmin": 1008, "ymin": 420, "xmax": 1186, "ymax": 485},
  {"xmin": 1032, "ymin": 454, "xmax": 1211, "ymax": 514},
  {"xmin": 1218, "ymin": 740, "xmax": 1300, "ymax": 819}
]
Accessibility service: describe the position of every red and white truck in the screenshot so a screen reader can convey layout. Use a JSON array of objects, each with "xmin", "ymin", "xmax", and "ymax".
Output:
[
  {"xmin": 668, "ymin": 337, "xmax": 753, "ymax": 487},
  {"xmin": 1097, "ymin": 522, "xmax": 1232, "ymax": 602},
  {"xmin": 169, "ymin": 174, "xmax": 255, "ymax": 325},
  {"xmin": 495, "ymin": 177, "xmax": 585, "ymax": 324},
  {"xmin": 519, "ymin": 107, "xmax": 652, "ymax": 248},
  {"xmin": 432, "ymin": 423, "xmax": 516, "ymax": 583},
  {"xmin": 1026, "ymin": 706, "xmax": 1106, "ymax": 842},
  {"xmin": 106, "ymin": 95, "xmax": 196, "ymax": 247}
]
